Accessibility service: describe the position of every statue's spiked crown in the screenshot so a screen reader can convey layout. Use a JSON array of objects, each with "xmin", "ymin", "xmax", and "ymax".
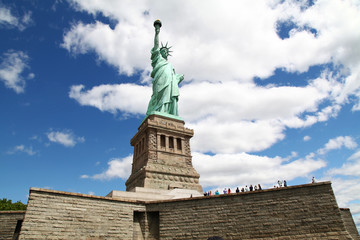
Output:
[{"xmin": 160, "ymin": 42, "xmax": 173, "ymax": 56}]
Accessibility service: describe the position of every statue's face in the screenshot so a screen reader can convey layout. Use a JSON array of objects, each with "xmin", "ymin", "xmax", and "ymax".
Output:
[{"xmin": 160, "ymin": 48, "xmax": 168, "ymax": 59}]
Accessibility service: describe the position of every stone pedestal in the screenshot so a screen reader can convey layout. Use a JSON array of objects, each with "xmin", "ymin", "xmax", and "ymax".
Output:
[{"xmin": 126, "ymin": 114, "xmax": 202, "ymax": 193}]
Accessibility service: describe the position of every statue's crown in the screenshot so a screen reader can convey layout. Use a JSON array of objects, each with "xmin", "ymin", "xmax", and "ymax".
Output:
[{"xmin": 160, "ymin": 42, "xmax": 173, "ymax": 56}]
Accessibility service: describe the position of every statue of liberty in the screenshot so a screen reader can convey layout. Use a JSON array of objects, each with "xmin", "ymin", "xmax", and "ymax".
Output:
[{"xmin": 145, "ymin": 20, "xmax": 184, "ymax": 118}]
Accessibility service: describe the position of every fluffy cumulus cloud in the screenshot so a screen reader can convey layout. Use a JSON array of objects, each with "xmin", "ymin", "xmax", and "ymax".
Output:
[
  {"xmin": 318, "ymin": 136, "xmax": 358, "ymax": 155},
  {"xmin": 196, "ymin": 135, "xmax": 358, "ymax": 189},
  {"xmin": 81, "ymin": 155, "xmax": 132, "ymax": 180},
  {"xmin": 64, "ymin": 0, "xmax": 360, "ymax": 154},
  {"xmin": 69, "ymin": 84, "xmax": 150, "ymax": 115},
  {"xmin": 63, "ymin": 0, "xmax": 360, "ymax": 85},
  {"xmin": 193, "ymin": 152, "xmax": 326, "ymax": 188},
  {"xmin": 0, "ymin": 50, "xmax": 33, "ymax": 93},
  {"xmin": 68, "ymin": 76, "xmax": 338, "ymax": 153},
  {"xmin": 47, "ymin": 129, "xmax": 85, "ymax": 147},
  {"xmin": 189, "ymin": 118, "xmax": 285, "ymax": 154}
]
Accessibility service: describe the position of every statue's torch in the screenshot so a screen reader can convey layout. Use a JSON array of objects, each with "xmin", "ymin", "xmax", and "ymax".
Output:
[{"xmin": 153, "ymin": 19, "xmax": 162, "ymax": 29}]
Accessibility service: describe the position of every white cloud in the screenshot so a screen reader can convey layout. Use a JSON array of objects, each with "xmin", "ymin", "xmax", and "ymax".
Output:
[
  {"xmin": 325, "ymin": 148, "xmax": 360, "ymax": 230},
  {"xmin": 21, "ymin": 11, "xmax": 33, "ymax": 27},
  {"xmin": 349, "ymin": 150, "xmax": 360, "ymax": 161},
  {"xmin": 0, "ymin": 50, "xmax": 33, "ymax": 93},
  {"xmin": 69, "ymin": 84, "xmax": 150, "ymax": 116},
  {"xmin": 67, "ymin": 0, "xmax": 147, "ymax": 23},
  {"xmin": 63, "ymin": 0, "xmax": 360, "ymax": 89},
  {"xmin": 27, "ymin": 72, "xmax": 35, "ymax": 79},
  {"xmin": 64, "ymin": 0, "xmax": 360, "ymax": 154},
  {"xmin": 180, "ymin": 80, "xmax": 328, "ymax": 122},
  {"xmin": 68, "ymin": 77, "xmax": 337, "ymax": 153},
  {"xmin": 0, "ymin": 7, "xmax": 18, "ymax": 26},
  {"xmin": 331, "ymin": 177, "xmax": 360, "ymax": 227},
  {"xmin": 7, "ymin": 145, "xmax": 37, "ymax": 156},
  {"xmin": 47, "ymin": 129, "xmax": 85, "ymax": 147},
  {"xmin": 303, "ymin": 135, "xmax": 311, "ymax": 141},
  {"xmin": 62, "ymin": 20, "xmax": 152, "ymax": 77},
  {"xmin": 69, "ymin": 79, "xmax": 330, "ymax": 122},
  {"xmin": 327, "ymin": 149, "xmax": 360, "ymax": 177},
  {"xmin": 318, "ymin": 136, "xmax": 357, "ymax": 155},
  {"xmin": 0, "ymin": 6, "xmax": 33, "ymax": 30},
  {"xmin": 192, "ymin": 152, "xmax": 326, "ymax": 188},
  {"xmin": 189, "ymin": 118, "xmax": 285, "ymax": 153},
  {"xmin": 81, "ymin": 155, "xmax": 132, "ymax": 180}
]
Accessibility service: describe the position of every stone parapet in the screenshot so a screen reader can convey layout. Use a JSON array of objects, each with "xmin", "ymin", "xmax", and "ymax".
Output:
[
  {"xmin": 13, "ymin": 182, "xmax": 360, "ymax": 240},
  {"xmin": 147, "ymin": 182, "xmax": 356, "ymax": 239},
  {"xmin": 19, "ymin": 188, "xmax": 145, "ymax": 240},
  {"xmin": 340, "ymin": 208, "xmax": 360, "ymax": 239}
]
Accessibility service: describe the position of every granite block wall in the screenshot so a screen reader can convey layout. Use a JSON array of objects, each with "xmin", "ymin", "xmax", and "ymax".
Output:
[
  {"xmin": 14, "ymin": 182, "xmax": 359, "ymax": 240},
  {"xmin": 340, "ymin": 208, "xmax": 360, "ymax": 240},
  {"xmin": 148, "ymin": 182, "xmax": 355, "ymax": 240},
  {"xmin": 19, "ymin": 188, "xmax": 145, "ymax": 240},
  {"xmin": 0, "ymin": 211, "xmax": 25, "ymax": 240}
]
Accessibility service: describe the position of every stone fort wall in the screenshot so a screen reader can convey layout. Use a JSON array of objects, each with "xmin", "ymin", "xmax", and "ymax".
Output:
[
  {"xmin": 0, "ymin": 211, "xmax": 25, "ymax": 240},
  {"xmin": 147, "ymin": 182, "xmax": 357, "ymax": 240},
  {"xmin": 16, "ymin": 182, "xmax": 359, "ymax": 240},
  {"xmin": 340, "ymin": 208, "xmax": 360, "ymax": 240},
  {"xmin": 19, "ymin": 188, "xmax": 146, "ymax": 240}
]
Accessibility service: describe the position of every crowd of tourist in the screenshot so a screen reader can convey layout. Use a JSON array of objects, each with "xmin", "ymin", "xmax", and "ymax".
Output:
[
  {"xmin": 204, "ymin": 183, "xmax": 264, "ymax": 196},
  {"xmin": 204, "ymin": 177, "xmax": 318, "ymax": 196},
  {"xmin": 274, "ymin": 179, "xmax": 287, "ymax": 188}
]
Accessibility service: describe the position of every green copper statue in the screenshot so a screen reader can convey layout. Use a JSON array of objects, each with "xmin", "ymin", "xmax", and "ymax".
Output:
[{"xmin": 145, "ymin": 20, "xmax": 184, "ymax": 118}]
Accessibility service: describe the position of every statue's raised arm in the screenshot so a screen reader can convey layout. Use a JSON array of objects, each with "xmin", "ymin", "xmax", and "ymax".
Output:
[
  {"xmin": 145, "ymin": 20, "xmax": 184, "ymax": 119},
  {"xmin": 153, "ymin": 20, "xmax": 161, "ymax": 50}
]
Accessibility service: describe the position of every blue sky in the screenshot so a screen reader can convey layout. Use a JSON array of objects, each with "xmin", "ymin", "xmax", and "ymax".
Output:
[{"xmin": 1, "ymin": 0, "xmax": 360, "ymax": 229}]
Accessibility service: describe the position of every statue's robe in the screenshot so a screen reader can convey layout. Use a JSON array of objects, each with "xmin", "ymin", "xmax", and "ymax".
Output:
[{"xmin": 146, "ymin": 47, "xmax": 182, "ymax": 116}]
